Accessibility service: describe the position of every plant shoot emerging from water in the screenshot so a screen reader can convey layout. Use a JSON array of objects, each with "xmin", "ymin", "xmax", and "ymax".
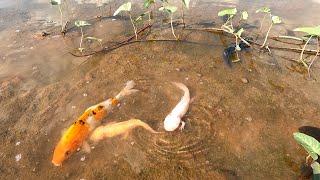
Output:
[
  {"xmin": 293, "ymin": 26, "xmax": 320, "ymax": 76},
  {"xmin": 159, "ymin": 4, "xmax": 178, "ymax": 40},
  {"xmin": 256, "ymin": 7, "xmax": 282, "ymax": 48},
  {"xmin": 75, "ymin": 20, "xmax": 91, "ymax": 52},
  {"xmin": 114, "ymin": 2, "xmax": 138, "ymax": 40}
]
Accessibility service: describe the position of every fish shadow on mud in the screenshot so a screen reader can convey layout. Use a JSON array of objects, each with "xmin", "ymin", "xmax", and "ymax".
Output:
[{"xmin": 298, "ymin": 126, "xmax": 320, "ymax": 179}]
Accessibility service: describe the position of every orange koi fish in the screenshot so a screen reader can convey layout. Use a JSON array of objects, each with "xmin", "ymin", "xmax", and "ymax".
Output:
[
  {"xmin": 52, "ymin": 81, "xmax": 138, "ymax": 166},
  {"xmin": 90, "ymin": 119, "xmax": 160, "ymax": 142}
]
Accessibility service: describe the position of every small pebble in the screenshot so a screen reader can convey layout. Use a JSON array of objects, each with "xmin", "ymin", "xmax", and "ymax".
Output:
[
  {"xmin": 199, "ymin": 81, "xmax": 203, "ymax": 85},
  {"xmin": 91, "ymin": 146, "xmax": 95, "ymax": 149},
  {"xmin": 32, "ymin": 168, "xmax": 36, "ymax": 172},
  {"xmin": 77, "ymin": 148, "xmax": 81, "ymax": 152},
  {"xmin": 245, "ymin": 117, "xmax": 252, "ymax": 122},
  {"xmin": 15, "ymin": 29, "xmax": 20, "ymax": 33},
  {"xmin": 15, "ymin": 142, "xmax": 21, "ymax": 146},
  {"xmin": 185, "ymin": 77, "xmax": 189, "ymax": 81},
  {"xmin": 197, "ymin": 73, "xmax": 202, "ymax": 77},
  {"xmin": 86, "ymin": 81, "xmax": 90, "ymax": 84},
  {"xmin": 175, "ymin": 68, "xmax": 181, "ymax": 72},
  {"xmin": 80, "ymin": 156, "xmax": 86, "ymax": 161},
  {"xmin": 72, "ymin": 106, "xmax": 76, "ymax": 109},
  {"xmin": 15, "ymin": 154, "xmax": 22, "ymax": 162},
  {"xmin": 83, "ymin": 93, "xmax": 87, "ymax": 97},
  {"xmin": 130, "ymin": 141, "xmax": 135, "ymax": 146},
  {"xmin": 241, "ymin": 78, "xmax": 249, "ymax": 84},
  {"xmin": 30, "ymin": 47, "xmax": 34, "ymax": 50},
  {"xmin": 117, "ymin": 103, "xmax": 121, "ymax": 107}
]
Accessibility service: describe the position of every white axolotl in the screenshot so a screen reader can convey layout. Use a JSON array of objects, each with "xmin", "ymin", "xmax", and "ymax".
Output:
[{"xmin": 164, "ymin": 82, "xmax": 190, "ymax": 131}]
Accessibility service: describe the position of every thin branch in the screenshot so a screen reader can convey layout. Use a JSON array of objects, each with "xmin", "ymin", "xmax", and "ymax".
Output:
[{"xmin": 58, "ymin": 4, "xmax": 63, "ymax": 32}]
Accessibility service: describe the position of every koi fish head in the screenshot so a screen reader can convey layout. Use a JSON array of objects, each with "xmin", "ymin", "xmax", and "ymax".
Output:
[{"xmin": 52, "ymin": 141, "xmax": 73, "ymax": 166}]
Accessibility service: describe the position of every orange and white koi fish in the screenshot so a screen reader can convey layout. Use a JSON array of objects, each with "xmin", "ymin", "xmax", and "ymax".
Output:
[
  {"xmin": 90, "ymin": 119, "xmax": 160, "ymax": 142},
  {"xmin": 52, "ymin": 81, "xmax": 138, "ymax": 166},
  {"xmin": 164, "ymin": 82, "xmax": 190, "ymax": 131}
]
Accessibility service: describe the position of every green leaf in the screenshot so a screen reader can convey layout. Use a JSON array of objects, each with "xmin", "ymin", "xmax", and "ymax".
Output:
[
  {"xmin": 312, "ymin": 162, "xmax": 320, "ymax": 175},
  {"xmin": 74, "ymin": 20, "xmax": 91, "ymax": 27},
  {"xmin": 50, "ymin": 0, "xmax": 61, "ymax": 5},
  {"xmin": 159, "ymin": 5, "xmax": 177, "ymax": 14},
  {"xmin": 113, "ymin": 2, "xmax": 132, "ymax": 16},
  {"xmin": 85, "ymin": 37, "xmax": 102, "ymax": 42},
  {"xmin": 241, "ymin": 11, "xmax": 248, "ymax": 20},
  {"xmin": 218, "ymin": 8, "xmax": 237, "ymax": 17},
  {"xmin": 144, "ymin": 0, "xmax": 155, "ymax": 8},
  {"xmin": 235, "ymin": 28, "xmax": 244, "ymax": 37},
  {"xmin": 271, "ymin": 15, "xmax": 281, "ymax": 24},
  {"xmin": 182, "ymin": 0, "xmax": 191, "ymax": 9},
  {"xmin": 294, "ymin": 26, "xmax": 320, "ymax": 36},
  {"xmin": 256, "ymin": 7, "xmax": 271, "ymax": 13},
  {"xmin": 293, "ymin": 132, "xmax": 320, "ymax": 160}
]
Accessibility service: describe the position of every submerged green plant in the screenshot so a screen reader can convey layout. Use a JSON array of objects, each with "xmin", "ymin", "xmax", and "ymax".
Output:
[
  {"xmin": 114, "ymin": 2, "xmax": 138, "ymax": 40},
  {"xmin": 293, "ymin": 26, "xmax": 320, "ymax": 75},
  {"xmin": 256, "ymin": 7, "xmax": 281, "ymax": 48},
  {"xmin": 50, "ymin": 0, "xmax": 64, "ymax": 32},
  {"xmin": 75, "ymin": 20, "xmax": 91, "ymax": 52},
  {"xmin": 159, "ymin": 4, "xmax": 178, "ymax": 39}
]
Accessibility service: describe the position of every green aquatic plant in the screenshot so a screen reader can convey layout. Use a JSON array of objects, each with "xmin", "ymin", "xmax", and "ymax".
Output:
[
  {"xmin": 294, "ymin": 132, "xmax": 320, "ymax": 161},
  {"xmin": 294, "ymin": 132, "xmax": 320, "ymax": 176},
  {"xmin": 159, "ymin": 4, "xmax": 178, "ymax": 39},
  {"xmin": 75, "ymin": 20, "xmax": 91, "ymax": 52},
  {"xmin": 50, "ymin": 0, "xmax": 64, "ymax": 32},
  {"xmin": 293, "ymin": 26, "xmax": 320, "ymax": 75},
  {"xmin": 256, "ymin": 7, "xmax": 282, "ymax": 48},
  {"xmin": 114, "ymin": 2, "xmax": 138, "ymax": 40}
]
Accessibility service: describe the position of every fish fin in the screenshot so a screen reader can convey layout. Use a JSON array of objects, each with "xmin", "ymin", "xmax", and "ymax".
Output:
[
  {"xmin": 121, "ymin": 131, "xmax": 130, "ymax": 140},
  {"xmin": 82, "ymin": 141, "xmax": 91, "ymax": 153},
  {"xmin": 115, "ymin": 80, "xmax": 139, "ymax": 100}
]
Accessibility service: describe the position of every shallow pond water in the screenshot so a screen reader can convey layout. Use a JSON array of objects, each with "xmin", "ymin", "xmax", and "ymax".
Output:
[{"xmin": 1, "ymin": 0, "xmax": 320, "ymax": 179}]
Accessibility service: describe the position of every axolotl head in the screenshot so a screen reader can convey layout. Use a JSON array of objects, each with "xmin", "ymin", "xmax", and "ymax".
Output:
[{"xmin": 164, "ymin": 114, "xmax": 181, "ymax": 131}]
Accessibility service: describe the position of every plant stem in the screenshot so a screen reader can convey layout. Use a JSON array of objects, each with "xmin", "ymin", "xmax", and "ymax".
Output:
[
  {"xmin": 80, "ymin": 27, "xmax": 84, "ymax": 51},
  {"xmin": 129, "ymin": 14, "xmax": 138, "ymax": 40},
  {"xmin": 170, "ymin": 14, "xmax": 177, "ymax": 40},
  {"xmin": 300, "ymin": 35, "xmax": 313, "ymax": 68},
  {"xmin": 307, "ymin": 37, "xmax": 319, "ymax": 77},
  {"xmin": 58, "ymin": 4, "xmax": 63, "ymax": 32},
  {"xmin": 261, "ymin": 23, "xmax": 273, "ymax": 48},
  {"xmin": 181, "ymin": 1, "xmax": 185, "ymax": 28}
]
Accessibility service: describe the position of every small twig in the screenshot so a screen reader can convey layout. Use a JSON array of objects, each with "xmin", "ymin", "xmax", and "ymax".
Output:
[{"xmin": 129, "ymin": 14, "xmax": 138, "ymax": 40}]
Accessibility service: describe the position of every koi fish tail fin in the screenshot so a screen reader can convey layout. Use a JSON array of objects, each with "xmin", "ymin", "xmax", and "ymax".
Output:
[
  {"xmin": 115, "ymin": 80, "xmax": 139, "ymax": 100},
  {"xmin": 133, "ymin": 119, "xmax": 161, "ymax": 134}
]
